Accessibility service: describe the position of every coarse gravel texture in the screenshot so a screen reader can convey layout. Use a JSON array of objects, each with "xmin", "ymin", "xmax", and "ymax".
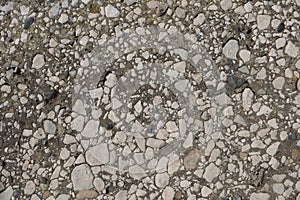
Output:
[{"xmin": 0, "ymin": 0, "xmax": 300, "ymax": 200}]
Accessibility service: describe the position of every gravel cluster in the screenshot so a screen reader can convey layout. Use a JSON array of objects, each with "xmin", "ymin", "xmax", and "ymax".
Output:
[{"xmin": 0, "ymin": 0, "xmax": 300, "ymax": 200}]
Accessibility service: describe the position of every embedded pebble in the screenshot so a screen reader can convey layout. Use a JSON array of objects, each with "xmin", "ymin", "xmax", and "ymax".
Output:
[
  {"xmin": 0, "ymin": 187, "xmax": 13, "ymax": 200},
  {"xmin": 105, "ymin": 4, "xmax": 120, "ymax": 18},
  {"xmin": 23, "ymin": 17, "xmax": 34, "ymax": 29},
  {"xmin": 285, "ymin": 41, "xmax": 299, "ymax": 57},
  {"xmin": 223, "ymin": 39, "xmax": 239, "ymax": 59},
  {"xmin": 71, "ymin": 164, "xmax": 93, "ymax": 191},
  {"xmin": 272, "ymin": 77, "xmax": 285, "ymax": 90},
  {"xmin": 257, "ymin": 15, "xmax": 271, "ymax": 30},
  {"xmin": 203, "ymin": 163, "xmax": 220, "ymax": 182},
  {"xmin": 32, "ymin": 54, "xmax": 45, "ymax": 69}
]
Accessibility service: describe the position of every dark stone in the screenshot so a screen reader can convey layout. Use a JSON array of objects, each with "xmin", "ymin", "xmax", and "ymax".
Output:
[
  {"xmin": 277, "ymin": 22, "xmax": 285, "ymax": 32},
  {"xmin": 288, "ymin": 133, "xmax": 297, "ymax": 141},
  {"xmin": 39, "ymin": 177, "xmax": 48, "ymax": 184},
  {"xmin": 12, "ymin": 191, "xmax": 21, "ymax": 198},
  {"xmin": 44, "ymin": 89, "xmax": 58, "ymax": 103},
  {"xmin": 226, "ymin": 75, "xmax": 248, "ymax": 94},
  {"xmin": 0, "ymin": 137, "xmax": 3, "ymax": 148},
  {"xmin": 23, "ymin": 17, "xmax": 34, "ymax": 29}
]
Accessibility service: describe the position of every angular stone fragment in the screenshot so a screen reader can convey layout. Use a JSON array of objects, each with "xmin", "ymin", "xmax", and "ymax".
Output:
[
  {"xmin": 24, "ymin": 181, "xmax": 35, "ymax": 195},
  {"xmin": 86, "ymin": 143, "xmax": 109, "ymax": 165},
  {"xmin": 183, "ymin": 149, "xmax": 200, "ymax": 170},
  {"xmin": 285, "ymin": 41, "xmax": 299, "ymax": 57},
  {"xmin": 242, "ymin": 88, "xmax": 254, "ymax": 111},
  {"xmin": 203, "ymin": 163, "xmax": 220, "ymax": 182},
  {"xmin": 128, "ymin": 165, "xmax": 146, "ymax": 180},
  {"xmin": 155, "ymin": 173, "xmax": 169, "ymax": 188},
  {"xmin": 220, "ymin": 0, "xmax": 232, "ymax": 11},
  {"xmin": 32, "ymin": 54, "xmax": 45, "ymax": 69},
  {"xmin": 272, "ymin": 77, "xmax": 285, "ymax": 90},
  {"xmin": 43, "ymin": 120, "xmax": 56, "ymax": 134},
  {"xmin": 223, "ymin": 39, "xmax": 239, "ymax": 59},
  {"xmin": 71, "ymin": 164, "xmax": 93, "ymax": 191},
  {"xmin": 81, "ymin": 120, "xmax": 99, "ymax": 138},
  {"xmin": 266, "ymin": 142, "xmax": 280, "ymax": 156},
  {"xmin": 0, "ymin": 186, "xmax": 13, "ymax": 200},
  {"xmin": 105, "ymin": 4, "xmax": 120, "ymax": 18},
  {"xmin": 162, "ymin": 186, "xmax": 175, "ymax": 200},
  {"xmin": 250, "ymin": 192, "xmax": 270, "ymax": 200},
  {"xmin": 257, "ymin": 15, "xmax": 271, "ymax": 30}
]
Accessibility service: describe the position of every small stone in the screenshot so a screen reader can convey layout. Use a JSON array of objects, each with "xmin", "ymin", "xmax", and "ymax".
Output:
[
  {"xmin": 168, "ymin": 154, "xmax": 180, "ymax": 174},
  {"xmin": 60, "ymin": 148, "xmax": 70, "ymax": 160},
  {"xmin": 203, "ymin": 163, "xmax": 220, "ymax": 182},
  {"xmin": 32, "ymin": 54, "xmax": 45, "ymax": 69},
  {"xmin": 94, "ymin": 178, "xmax": 105, "ymax": 192},
  {"xmin": 81, "ymin": 120, "xmax": 99, "ymax": 138},
  {"xmin": 275, "ymin": 38, "xmax": 286, "ymax": 49},
  {"xmin": 104, "ymin": 73, "xmax": 117, "ymax": 88},
  {"xmin": 71, "ymin": 164, "xmax": 93, "ymax": 191},
  {"xmin": 266, "ymin": 142, "xmax": 280, "ymax": 156},
  {"xmin": 162, "ymin": 186, "xmax": 175, "ymax": 200},
  {"xmin": 277, "ymin": 22, "xmax": 285, "ymax": 32},
  {"xmin": 175, "ymin": 7, "xmax": 185, "ymax": 18},
  {"xmin": 183, "ymin": 149, "xmax": 200, "ymax": 170},
  {"xmin": 86, "ymin": 143, "xmax": 109, "ymax": 165},
  {"xmin": 33, "ymin": 128, "xmax": 46, "ymax": 139},
  {"xmin": 105, "ymin": 4, "xmax": 120, "ymax": 18},
  {"xmin": 124, "ymin": 0, "xmax": 138, "ymax": 5},
  {"xmin": 76, "ymin": 190, "xmax": 98, "ymax": 200},
  {"xmin": 292, "ymin": 148, "xmax": 300, "ymax": 160},
  {"xmin": 250, "ymin": 193, "xmax": 270, "ymax": 200},
  {"xmin": 115, "ymin": 190, "xmax": 127, "ymax": 200},
  {"xmin": 201, "ymin": 186, "xmax": 212, "ymax": 197},
  {"xmin": 223, "ymin": 39, "xmax": 239, "ymax": 59},
  {"xmin": 193, "ymin": 13, "xmax": 205, "ymax": 25},
  {"xmin": 73, "ymin": 99, "xmax": 86, "ymax": 115},
  {"xmin": 71, "ymin": 115, "xmax": 85, "ymax": 132},
  {"xmin": 173, "ymin": 61, "xmax": 186, "ymax": 73},
  {"xmin": 155, "ymin": 173, "xmax": 169, "ymax": 188},
  {"xmin": 128, "ymin": 165, "xmax": 146, "ymax": 180},
  {"xmin": 285, "ymin": 41, "xmax": 299, "ymax": 57},
  {"xmin": 239, "ymin": 49, "xmax": 251, "ymax": 62},
  {"xmin": 49, "ymin": 3, "xmax": 60, "ymax": 18},
  {"xmin": 242, "ymin": 88, "xmax": 254, "ymax": 111},
  {"xmin": 44, "ymin": 89, "xmax": 58, "ymax": 102},
  {"xmin": 297, "ymin": 79, "xmax": 300, "ymax": 91},
  {"xmin": 256, "ymin": 68, "xmax": 267, "ymax": 80},
  {"xmin": 251, "ymin": 139, "xmax": 266, "ymax": 149},
  {"xmin": 23, "ymin": 129, "xmax": 32, "ymax": 137},
  {"xmin": 23, "ymin": 17, "xmax": 34, "ymax": 29},
  {"xmin": 0, "ymin": 186, "xmax": 13, "ymax": 200},
  {"xmin": 257, "ymin": 15, "xmax": 271, "ymax": 30},
  {"xmin": 272, "ymin": 77, "xmax": 285, "ymax": 90},
  {"xmin": 273, "ymin": 183, "xmax": 284, "ymax": 194},
  {"xmin": 43, "ymin": 120, "xmax": 56, "ymax": 134},
  {"xmin": 58, "ymin": 13, "xmax": 68, "ymax": 24},
  {"xmin": 165, "ymin": 121, "xmax": 178, "ymax": 132},
  {"xmin": 220, "ymin": 0, "xmax": 232, "ymax": 11},
  {"xmin": 175, "ymin": 80, "xmax": 188, "ymax": 92},
  {"xmin": 288, "ymin": 133, "xmax": 297, "ymax": 141},
  {"xmin": 57, "ymin": 194, "xmax": 70, "ymax": 200},
  {"xmin": 24, "ymin": 181, "xmax": 35, "ymax": 195}
]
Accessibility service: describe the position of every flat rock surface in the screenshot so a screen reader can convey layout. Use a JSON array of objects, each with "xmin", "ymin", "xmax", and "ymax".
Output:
[{"xmin": 0, "ymin": 1, "xmax": 300, "ymax": 199}]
